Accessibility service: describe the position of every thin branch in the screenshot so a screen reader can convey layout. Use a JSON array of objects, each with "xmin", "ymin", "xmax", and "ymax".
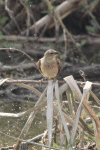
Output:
[
  {"xmin": 5, "ymin": 0, "xmax": 21, "ymax": 33},
  {"xmin": 0, "ymin": 78, "xmax": 100, "ymax": 87},
  {"xmin": 19, "ymin": 0, "xmax": 31, "ymax": 36},
  {"xmin": 83, "ymin": 0, "xmax": 100, "ymax": 30},
  {"xmin": 0, "ymin": 48, "xmax": 41, "ymax": 74}
]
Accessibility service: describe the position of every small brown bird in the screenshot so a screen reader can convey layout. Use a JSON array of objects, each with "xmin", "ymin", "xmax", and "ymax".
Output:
[{"xmin": 37, "ymin": 49, "xmax": 61, "ymax": 80}]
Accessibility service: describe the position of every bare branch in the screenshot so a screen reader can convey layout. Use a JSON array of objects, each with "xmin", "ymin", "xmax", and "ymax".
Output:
[{"xmin": 5, "ymin": 0, "xmax": 21, "ymax": 33}]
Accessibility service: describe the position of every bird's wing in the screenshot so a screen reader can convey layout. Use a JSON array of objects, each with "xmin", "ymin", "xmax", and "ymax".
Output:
[
  {"xmin": 37, "ymin": 59, "xmax": 43, "ymax": 75},
  {"xmin": 56, "ymin": 58, "xmax": 61, "ymax": 77}
]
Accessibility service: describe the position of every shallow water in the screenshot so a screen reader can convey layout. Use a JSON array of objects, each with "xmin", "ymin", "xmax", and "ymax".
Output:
[{"xmin": 0, "ymin": 99, "xmax": 47, "ymax": 149}]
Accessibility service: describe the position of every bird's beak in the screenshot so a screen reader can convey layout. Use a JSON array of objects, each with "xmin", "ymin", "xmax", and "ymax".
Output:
[{"xmin": 54, "ymin": 51, "xmax": 60, "ymax": 55}]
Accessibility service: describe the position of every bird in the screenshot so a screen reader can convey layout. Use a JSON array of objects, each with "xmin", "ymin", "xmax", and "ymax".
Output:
[{"xmin": 37, "ymin": 49, "xmax": 61, "ymax": 80}]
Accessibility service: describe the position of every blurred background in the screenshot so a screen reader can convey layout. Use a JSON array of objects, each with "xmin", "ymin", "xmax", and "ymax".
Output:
[{"xmin": 0, "ymin": 0, "xmax": 100, "ymax": 149}]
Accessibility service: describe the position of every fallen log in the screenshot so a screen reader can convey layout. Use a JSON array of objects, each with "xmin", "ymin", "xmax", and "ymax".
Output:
[
  {"xmin": 2, "ymin": 34, "xmax": 100, "ymax": 45},
  {"xmin": 60, "ymin": 64, "xmax": 100, "ymax": 81}
]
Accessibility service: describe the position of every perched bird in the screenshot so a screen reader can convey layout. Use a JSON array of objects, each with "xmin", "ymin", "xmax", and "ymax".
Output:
[{"xmin": 37, "ymin": 49, "xmax": 61, "ymax": 80}]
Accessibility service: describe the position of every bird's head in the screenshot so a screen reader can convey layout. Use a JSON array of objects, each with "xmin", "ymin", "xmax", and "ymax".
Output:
[{"xmin": 44, "ymin": 49, "xmax": 59, "ymax": 60}]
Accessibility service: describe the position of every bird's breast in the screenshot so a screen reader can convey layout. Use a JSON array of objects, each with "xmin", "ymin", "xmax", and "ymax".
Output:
[{"xmin": 41, "ymin": 60, "xmax": 58, "ymax": 79}]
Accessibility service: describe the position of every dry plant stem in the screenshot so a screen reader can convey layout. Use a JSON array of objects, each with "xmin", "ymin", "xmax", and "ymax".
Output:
[
  {"xmin": 66, "ymin": 88, "xmax": 74, "ymax": 116},
  {"xmin": 79, "ymin": 117, "xmax": 94, "ymax": 136},
  {"xmin": 88, "ymin": 11, "xmax": 100, "ymax": 30},
  {"xmin": 83, "ymin": 0, "xmax": 100, "ymax": 30},
  {"xmin": 61, "ymin": 103, "xmax": 94, "ymax": 136},
  {"xmin": 63, "ymin": 29, "xmax": 67, "ymax": 58},
  {"xmin": 83, "ymin": 0, "xmax": 100, "ymax": 17},
  {"xmin": 15, "ymin": 83, "xmax": 42, "ymax": 97},
  {"xmin": 13, "ymin": 83, "xmax": 73, "ymax": 150},
  {"xmin": 90, "ymin": 91, "xmax": 100, "ymax": 105},
  {"xmin": 79, "ymin": 70, "xmax": 86, "ymax": 82},
  {"xmin": 54, "ymin": 16, "xmax": 60, "ymax": 40},
  {"xmin": 80, "ymin": 70, "xmax": 91, "ymax": 120},
  {"xmin": 89, "ymin": 0, "xmax": 99, "ymax": 11},
  {"xmin": 79, "ymin": 70, "xmax": 100, "ymax": 108},
  {"xmin": 59, "ymin": 118, "xmax": 65, "ymax": 148},
  {"xmin": 89, "ymin": 53, "xmax": 100, "ymax": 64},
  {"xmin": 26, "ymin": 129, "xmax": 55, "ymax": 145},
  {"xmin": 65, "ymin": 76, "xmax": 100, "ymax": 142},
  {"xmin": 0, "ymin": 26, "xmax": 10, "ymax": 35},
  {"xmin": 1, "ymin": 81, "xmax": 94, "ymax": 149},
  {"xmin": 70, "ymin": 89, "xmax": 77, "ymax": 113},
  {"xmin": 55, "ymin": 83, "xmax": 94, "ymax": 136},
  {"xmin": 80, "ymin": 130, "xmax": 84, "ymax": 148},
  {"xmin": 53, "ymin": 117, "xmax": 58, "ymax": 143},
  {"xmin": 19, "ymin": 0, "xmax": 31, "ymax": 36},
  {"xmin": 58, "ymin": 94, "xmax": 66, "ymax": 148},
  {"xmin": 42, "ymin": 130, "xmax": 48, "ymax": 144},
  {"xmin": 45, "ymin": 0, "xmax": 88, "ymax": 62},
  {"xmin": 80, "ymin": 72, "xmax": 91, "ymax": 147},
  {"xmin": 38, "ymin": 24, "xmax": 48, "ymax": 38},
  {"xmin": 19, "ymin": 0, "xmax": 37, "ymax": 37},
  {"xmin": 13, "ymin": 84, "xmax": 55, "ymax": 149},
  {"xmin": 80, "ymin": 73, "xmax": 91, "ymax": 148},
  {"xmin": 0, "ymin": 100, "xmax": 47, "ymax": 117}
]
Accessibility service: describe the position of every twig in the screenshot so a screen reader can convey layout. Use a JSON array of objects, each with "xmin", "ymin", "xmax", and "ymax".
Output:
[
  {"xmin": 54, "ymin": 16, "xmax": 60, "ymax": 40},
  {"xmin": 19, "ymin": 0, "xmax": 38, "ymax": 37},
  {"xmin": 1, "ymin": 78, "xmax": 100, "ymax": 87},
  {"xmin": 83, "ymin": 0, "xmax": 100, "ymax": 17},
  {"xmin": 63, "ymin": 29, "xmax": 67, "ymax": 55},
  {"xmin": 38, "ymin": 24, "xmax": 48, "ymax": 38},
  {"xmin": 5, "ymin": 0, "xmax": 21, "ymax": 33},
  {"xmin": 79, "ymin": 70, "xmax": 87, "ymax": 82},
  {"xmin": 83, "ymin": 0, "xmax": 100, "ymax": 30},
  {"xmin": 19, "ymin": 0, "xmax": 31, "ymax": 36}
]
